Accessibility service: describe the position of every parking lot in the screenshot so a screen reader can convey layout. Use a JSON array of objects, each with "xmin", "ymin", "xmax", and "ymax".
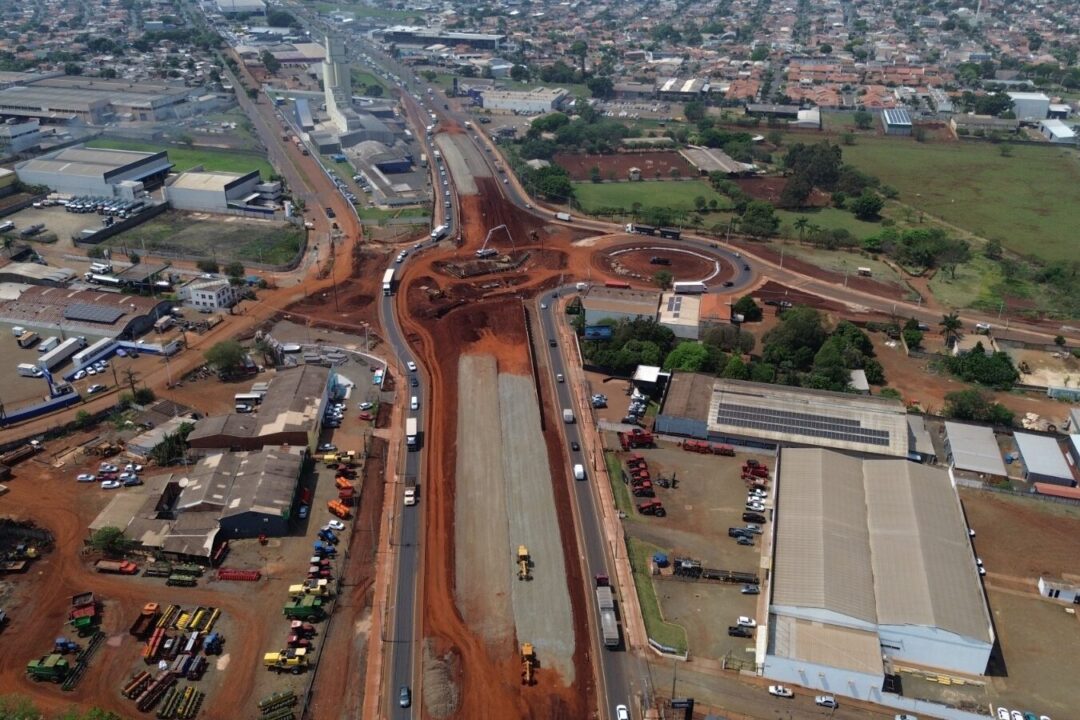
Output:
[
  {"xmin": 4, "ymin": 204, "xmax": 105, "ymax": 250},
  {"xmin": 610, "ymin": 437, "xmax": 773, "ymax": 660}
]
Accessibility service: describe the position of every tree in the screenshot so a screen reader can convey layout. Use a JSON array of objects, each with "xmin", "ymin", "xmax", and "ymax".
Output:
[
  {"xmin": 662, "ymin": 341, "xmax": 712, "ymax": 371},
  {"xmin": 721, "ymin": 354, "xmax": 751, "ymax": 379},
  {"xmin": 762, "ymin": 306, "xmax": 828, "ymax": 370},
  {"xmin": 818, "ymin": 43, "xmax": 833, "ymax": 54},
  {"xmin": 944, "ymin": 342, "xmax": 1019, "ymax": 389},
  {"xmin": 793, "ymin": 215, "xmax": 810, "ymax": 240},
  {"xmin": 738, "ymin": 201, "xmax": 779, "ymax": 238},
  {"xmin": 589, "ymin": 165, "xmax": 602, "ymax": 183},
  {"xmin": 89, "ymin": 527, "xmax": 134, "ymax": 556},
  {"xmin": 778, "ymin": 175, "xmax": 813, "ymax": 208},
  {"xmin": 510, "ymin": 64, "xmax": 530, "ymax": 82},
  {"xmin": 64, "ymin": 62, "xmax": 82, "ymax": 75},
  {"xmin": 205, "ymin": 339, "xmax": 245, "ymax": 372},
  {"xmin": 75, "ymin": 410, "xmax": 92, "ymax": 428},
  {"xmin": 653, "ymin": 270, "xmax": 673, "ymax": 289},
  {"xmin": 702, "ymin": 324, "xmax": 755, "ymax": 354},
  {"xmin": 850, "ymin": 189, "xmax": 884, "ymax": 220},
  {"xmin": 983, "ymin": 238, "xmax": 1003, "ymax": 260},
  {"xmin": 732, "ymin": 295, "xmax": 763, "ymax": 322},
  {"xmin": 853, "ymin": 110, "xmax": 873, "ymax": 129},
  {"xmin": 1055, "ymin": 335, "xmax": 1066, "ymax": 347},
  {"xmin": 197, "ymin": 259, "xmax": 219, "ymax": 274},
  {"xmin": 939, "ymin": 312, "xmax": 963, "ymax": 346},
  {"xmin": 569, "ymin": 40, "xmax": 588, "ymax": 75},
  {"xmin": 224, "ymin": 261, "xmax": 244, "ymax": 278},
  {"xmin": 943, "ymin": 389, "xmax": 1014, "ymax": 425},
  {"xmin": 586, "ymin": 75, "xmax": 614, "ymax": 99},
  {"xmin": 127, "ymin": 250, "xmax": 140, "ymax": 265},
  {"xmin": 693, "ymin": 195, "xmax": 707, "ymax": 212},
  {"xmin": 260, "ymin": 50, "xmax": 281, "ymax": 74},
  {"xmin": 683, "ymin": 100, "xmax": 706, "ymax": 122},
  {"xmin": 766, "ymin": 129, "xmax": 784, "ymax": 147}
]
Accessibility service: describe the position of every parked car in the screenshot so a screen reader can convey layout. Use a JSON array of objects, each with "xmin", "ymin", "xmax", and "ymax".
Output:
[
  {"xmin": 816, "ymin": 696, "xmax": 838, "ymax": 709},
  {"xmin": 298, "ymin": 505, "xmax": 309, "ymax": 520},
  {"xmin": 737, "ymin": 616, "xmax": 757, "ymax": 628},
  {"xmin": 995, "ymin": 710, "xmax": 1009, "ymax": 720},
  {"xmin": 86, "ymin": 384, "xmax": 106, "ymax": 395},
  {"xmin": 119, "ymin": 472, "xmax": 138, "ymax": 482},
  {"xmin": 76, "ymin": 473, "xmax": 96, "ymax": 483},
  {"xmin": 326, "ymin": 520, "xmax": 346, "ymax": 531},
  {"xmin": 123, "ymin": 477, "xmax": 143, "ymax": 487},
  {"xmin": 768, "ymin": 685, "xmax": 793, "ymax": 698},
  {"xmin": 727, "ymin": 625, "xmax": 753, "ymax": 638},
  {"xmin": 318, "ymin": 443, "xmax": 337, "ymax": 452},
  {"xmin": 736, "ymin": 536, "xmax": 754, "ymax": 546},
  {"xmin": 894, "ymin": 715, "xmax": 919, "ymax": 720},
  {"xmin": 741, "ymin": 584, "xmax": 760, "ymax": 594},
  {"xmin": 99, "ymin": 463, "xmax": 118, "ymax": 473},
  {"xmin": 101, "ymin": 480, "xmax": 121, "ymax": 490},
  {"xmin": 74, "ymin": 370, "xmax": 87, "ymax": 380},
  {"xmin": 743, "ymin": 524, "xmax": 762, "ymax": 534},
  {"xmin": 358, "ymin": 402, "xmax": 374, "ymax": 410}
]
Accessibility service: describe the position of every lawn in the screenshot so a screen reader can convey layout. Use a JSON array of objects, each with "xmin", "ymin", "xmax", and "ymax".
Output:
[
  {"xmin": 604, "ymin": 451, "xmax": 633, "ymax": 516},
  {"xmin": 573, "ymin": 180, "xmax": 725, "ymax": 214},
  {"xmin": 86, "ymin": 138, "xmax": 274, "ymax": 178},
  {"xmin": 774, "ymin": 206, "xmax": 885, "ymax": 240},
  {"xmin": 350, "ymin": 68, "xmax": 386, "ymax": 91},
  {"xmin": 765, "ymin": 239, "xmax": 903, "ymax": 284},
  {"xmin": 840, "ymin": 136, "xmax": 1080, "ymax": 263},
  {"xmin": 105, "ymin": 212, "xmax": 304, "ymax": 266},
  {"xmin": 626, "ymin": 537, "xmax": 688, "ymax": 654}
]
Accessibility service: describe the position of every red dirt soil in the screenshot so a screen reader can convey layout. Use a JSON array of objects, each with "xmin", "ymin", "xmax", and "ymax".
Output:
[
  {"xmin": 598, "ymin": 243, "xmax": 732, "ymax": 284},
  {"xmin": 734, "ymin": 177, "xmax": 830, "ymax": 207},
  {"xmin": 554, "ymin": 151, "xmax": 696, "ymax": 181}
]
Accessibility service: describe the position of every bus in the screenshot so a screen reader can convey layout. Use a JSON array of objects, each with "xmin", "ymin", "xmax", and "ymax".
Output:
[
  {"xmin": 234, "ymin": 392, "xmax": 263, "ymax": 406},
  {"xmin": 382, "ymin": 267, "xmax": 396, "ymax": 296},
  {"xmin": 672, "ymin": 281, "xmax": 708, "ymax": 294}
]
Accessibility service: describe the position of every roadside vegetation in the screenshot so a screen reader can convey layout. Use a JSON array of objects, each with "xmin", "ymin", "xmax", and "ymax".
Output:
[{"xmin": 626, "ymin": 537, "xmax": 688, "ymax": 653}]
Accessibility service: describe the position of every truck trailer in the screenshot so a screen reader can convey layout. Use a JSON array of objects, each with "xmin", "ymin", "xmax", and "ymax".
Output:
[
  {"xmin": 38, "ymin": 337, "xmax": 87, "ymax": 370},
  {"xmin": 595, "ymin": 586, "xmax": 620, "ymax": 648},
  {"xmin": 382, "ymin": 267, "xmax": 396, "ymax": 296},
  {"xmin": 406, "ymin": 417, "xmax": 418, "ymax": 449},
  {"xmin": 625, "ymin": 223, "xmax": 656, "ymax": 236}
]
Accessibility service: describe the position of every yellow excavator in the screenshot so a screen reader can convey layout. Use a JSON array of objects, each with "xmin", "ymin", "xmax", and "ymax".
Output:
[
  {"xmin": 521, "ymin": 643, "xmax": 537, "ymax": 686},
  {"xmin": 517, "ymin": 545, "xmax": 532, "ymax": 581}
]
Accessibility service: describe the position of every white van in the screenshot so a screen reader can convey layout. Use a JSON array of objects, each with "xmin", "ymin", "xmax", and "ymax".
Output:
[
  {"xmin": 573, "ymin": 464, "xmax": 586, "ymax": 481},
  {"xmin": 410, "ymin": 396, "xmax": 419, "ymax": 411}
]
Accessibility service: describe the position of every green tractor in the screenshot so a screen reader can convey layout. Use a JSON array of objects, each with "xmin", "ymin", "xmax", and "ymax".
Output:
[{"xmin": 26, "ymin": 654, "xmax": 70, "ymax": 683}]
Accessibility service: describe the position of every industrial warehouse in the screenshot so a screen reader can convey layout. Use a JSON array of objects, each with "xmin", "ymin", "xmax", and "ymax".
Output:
[
  {"xmin": 763, "ymin": 448, "xmax": 993, "ymax": 703},
  {"xmin": 14, "ymin": 145, "xmax": 173, "ymax": 197},
  {"xmin": 655, "ymin": 376, "xmax": 912, "ymax": 458}
]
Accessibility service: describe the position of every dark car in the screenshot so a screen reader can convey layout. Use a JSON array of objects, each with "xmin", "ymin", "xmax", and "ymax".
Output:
[
  {"xmin": 743, "ymin": 264, "xmax": 750, "ymax": 271},
  {"xmin": 410, "ymin": 377, "xmax": 419, "ymax": 387},
  {"xmin": 649, "ymin": 256, "xmax": 671, "ymax": 265},
  {"xmin": 325, "ymin": 207, "xmax": 336, "ymax": 218},
  {"xmin": 728, "ymin": 625, "xmax": 753, "ymax": 638},
  {"xmin": 549, "ymin": 338, "xmax": 557, "ymax": 347},
  {"xmin": 728, "ymin": 527, "xmax": 752, "ymax": 538},
  {"xmin": 398, "ymin": 686, "xmax": 411, "ymax": 708},
  {"xmin": 742, "ymin": 512, "xmax": 766, "ymax": 523},
  {"xmin": 571, "ymin": 441, "xmax": 580, "ymax": 451},
  {"xmin": 722, "ymin": 281, "xmax": 734, "ymax": 287}
]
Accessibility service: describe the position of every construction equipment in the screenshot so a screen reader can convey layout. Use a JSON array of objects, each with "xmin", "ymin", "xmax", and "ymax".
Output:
[
  {"xmin": 166, "ymin": 574, "xmax": 197, "ymax": 587},
  {"xmin": 631, "ymin": 482, "xmax": 655, "ymax": 498},
  {"xmin": 26, "ymin": 654, "xmax": 70, "ymax": 682},
  {"xmin": 289, "ymin": 581, "xmax": 330, "ymax": 598},
  {"xmin": 475, "ymin": 224, "xmax": 514, "ymax": 258},
  {"xmin": 636, "ymin": 500, "xmax": 666, "ymax": 517},
  {"xmin": 520, "ymin": 643, "xmax": 537, "ymax": 685},
  {"xmin": 264, "ymin": 648, "xmax": 308, "ymax": 674},
  {"xmin": 516, "ymin": 545, "xmax": 531, "ymax": 581},
  {"xmin": 203, "ymin": 632, "xmax": 224, "ymax": 655},
  {"xmin": 618, "ymin": 428, "xmax": 655, "ymax": 450}
]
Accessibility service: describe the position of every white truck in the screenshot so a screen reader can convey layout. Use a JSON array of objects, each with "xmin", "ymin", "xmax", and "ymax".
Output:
[
  {"xmin": 406, "ymin": 417, "xmax": 418, "ymax": 449},
  {"xmin": 563, "ymin": 408, "xmax": 575, "ymax": 424},
  {"xmin": 555, "ymin": 212, "xmax": 571, "ymax": 222},
  {"xmin": 17, "ymin": 363, "xmax": 44, "ymax": 378},
  {"xmin": 573, "ymin": 464, "xmax": 586, "ymax": 481}
]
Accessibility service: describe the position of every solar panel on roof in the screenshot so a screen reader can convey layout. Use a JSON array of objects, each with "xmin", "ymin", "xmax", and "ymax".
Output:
[
  {"xmin": 64, "ymin": 303, "xmax": 125, "ymax": 324},
  {"xmin": 715, "ymin": 402, "xmax": 891, "ymax": 447}
]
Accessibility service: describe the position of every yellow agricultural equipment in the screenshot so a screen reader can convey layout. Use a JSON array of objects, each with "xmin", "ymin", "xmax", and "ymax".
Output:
[
  {"xmin": 520, "ymin": 643, "xmax": 537, "ymax": 686},
  {"xmin": 516, "ymin": 545, "xmax": 531, "ymax": 581}
]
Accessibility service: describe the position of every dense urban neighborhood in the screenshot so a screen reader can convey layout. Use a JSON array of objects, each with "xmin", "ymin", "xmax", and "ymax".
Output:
[{"xmin": 0, "ymin": 0, "xmax": 1078, "ymax": 719}]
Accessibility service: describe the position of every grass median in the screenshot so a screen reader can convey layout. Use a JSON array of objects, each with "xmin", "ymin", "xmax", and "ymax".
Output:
[
  {"xmin": 626, "ymin": 537, "xmax": 688, "ymax": 654},
  {"xmin": 604, "ymin": 451, "xmax": 633, "ymax": 516}
]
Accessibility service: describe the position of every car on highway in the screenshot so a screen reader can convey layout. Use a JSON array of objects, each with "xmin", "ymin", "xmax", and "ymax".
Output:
[
  {"xmin": 398, "ymin": 686, "xmax": 411, "ymax": 708},
  {"xmin": 325, "ymin": 207, "xmax": 336, "ymax": 218},
  {"xmin": 410, "ymin": 377, "xmax": 419, "ymax": 387},
  {"xmin": 571, "ymin": 441, "xmax": 580, "ymax": 451},
  {"xmin": 406, "ymin": 361, "xmax": 417, "ymax": 372},
  {"xmin": 101, "ymin": 480, "xmax": 121, "ymax": 490},
  {"xmin": 326, "ymin": 519, "xmax": 346, "ymax": 531},
  {"xmin": 816, "ymin": 696, "xmax": 838, "ymax": 708},
  {"xmin": 768, "ymin": 685, "xmax": 794, "ymax": 698},
  {"xmin": 404, "ymin": 487, "xmax": 417, "ymax": 506},
  {"xmin": 723, "ymin": 281, "xmax": 734, "ymax": 287},
  {"xmin": 615, "ymin": 705, "xmax": 629, "ymax": 720},
  {"xmin": 556, "ymin": 373, "xmax": 564, "ymax": 382},
  {"xmin": 737, "ymin": 616, "xmax": 757, "ymax": 628},
  {"xmin": 76, "ymin": 473, "xmax": 96, "ymax": 483}
]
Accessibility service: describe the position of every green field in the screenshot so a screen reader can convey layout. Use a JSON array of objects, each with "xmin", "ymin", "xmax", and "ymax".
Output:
[
  {"xmin": 86, "ymin": 138, "xmax": 274, "ymax": 178},
  {"xmin": 573, "ymin": 180, "xmax": 726, "ymax": 214},
  {"xmin": 605, "ymin": 452, "xmax": 633, "ymax": 516},
  {"xmin": 105, "ymin": 212, "xmax": 304, "ymax": 266},
  {"xmin": 840, "ymin": 136, "xmax": 1080, "ymax": 263},
  {"xmin": 774, "ymin": 206, "xmax": 885, "ymax": 240},
  {"xmin": 350, "ymin": 68, "xmax": 387, "ymax": 91}
]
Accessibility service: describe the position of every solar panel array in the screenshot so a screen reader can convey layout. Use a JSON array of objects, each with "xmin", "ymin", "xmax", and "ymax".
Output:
[
  {"xmin": 64, "ymin": 303, "xmax": 125, "ymax": 324},
  {"xmin": 666, "ymin": 295, "xmax": 683, "ymax": 318},
  {"xmin": 716, "ymin": 402, "xmax": 892, "ymax": 447}
]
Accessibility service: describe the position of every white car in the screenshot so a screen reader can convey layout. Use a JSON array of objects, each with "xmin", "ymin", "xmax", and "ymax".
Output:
[
  {"xmin": 1010, "ymin": 712, "xmax": 1022, "ymax": 720},
  {"xmin": 86, "ymin": 384, "xmax": 106, "ymax": 394},
  {"xmin": 99, "ymin": 463, "xmax": 118, "ymax": 473},
  {"xmin": 74, "ymin": 370, "xmax": 87, "ymax": 380},
  {"xmin": 358, "ymin": 402, "xmax": 374, "ymax": 410},
  {"xmin": 768, "ymin": 685, "xmax": 793, "ymax": 698},
  {"xmin": 76, "ymin": 473, "xmax": 96, "ymax": 483},
  {"xmin": 815, "ymin": 695, "xmax": 838, "ymax": 708},
  {"xmin": 403, "ymin": 487, "xmax": 417, "ymax": 506},
  {"xmin": 406, "ymin": 361, "xmax": 417, "ymax": 372},
  {"xmin": 995, "ymin": 710, "xmax": 1009, "ymax": 720},
  {"xmin": 101, "ymin": 480, "xmax": 121, "ymax": 490},
  {"xmin": 125, "ymin": 463, "xmax": 143, "ymax": 473},
  {"xmin": 86, "ymin": 367, "xmax": 97, "ymax": 375},
  {"xmin": 326, "ymin": 519, "xmax": 346, "ymax": 531},
  {"xmin": 615, "ymin": 705, "xmax": 629, "ymax": 720},
  {"xmin": 737, "ymin": 616, "xmax": 757, "ymax": 628}
]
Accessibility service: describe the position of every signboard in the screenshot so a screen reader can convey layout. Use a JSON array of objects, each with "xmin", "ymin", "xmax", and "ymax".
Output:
[{"xmin": 584, "ymin": 325, "xmax": 614, "ymax": 340}]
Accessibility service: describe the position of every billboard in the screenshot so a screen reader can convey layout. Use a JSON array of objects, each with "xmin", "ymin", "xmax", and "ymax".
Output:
[{"xmin": 584, "ymin": 325, "xmax": 614, "ymax": 340}]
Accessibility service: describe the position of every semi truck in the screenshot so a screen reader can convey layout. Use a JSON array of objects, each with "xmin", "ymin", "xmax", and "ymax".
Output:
[
  {"xmin": 17, "ymin": 363, "xmax": 44, "ymax": 378},
  {"xmin": 382, "ymin": 267, "xmax": 396, "ymax": 296},
  {"xmin": 37, "ymin": 336, "xmax": 59, "ymax": 353},
  {"xmin": 671, "ymin": 281, "xmax": 708, "ymax": 295},
  {"xmin": 625, "ymin": 223, "xmax": 657, "ymax": 236},
  {"xmin": 595, "ymin": 585, "xmax": 620, "ymax": 648},
  {"xmin": 16, "ymin": 331, "xmax": 39, "ymax": 349},
  {"xmin": 406, "ymin": 417, "xmax": 418, "ymax": 449},
  {"xmin": 658, "ymin": 227, "xmax": 681, "ymax": 240},
  {"xmin": 555, "ymin": 212, "xmax": 571, "ymax": 222},
  {"xmin": 39, "ymin": 336, "xmax": 87, "ymax": 370},
  {"xmin": 430, "ymin": 224, "xmax": 448, "ymax": 241}
]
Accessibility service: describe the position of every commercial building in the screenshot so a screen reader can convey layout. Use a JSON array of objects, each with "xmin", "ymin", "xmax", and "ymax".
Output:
[
  {"xmin": 0, "ymin": 119, "xmax": 41, "ymax": 155},
  {"xmin": 928, "ymin": 88, "xmax": 954, "ymax": 114},
  {"xmin": 655, "ymin": 78, "xmax": 707, "ymax": 99},
  {"xmin": 14, "ymin": 146, "xmax": 172, "ymax": 197},
  {"xmin": 179, "ymin": 278, "xmax": 240, "ymax": 312},
  {"xmin": 581, "ymin": 286, "xmax": 661, "ymax": 326},
  {"xmin": 680, "ymin": 146, "xmax": 756, "ymax": 175},
  {"xmin": 943, "ymin": 421, "xmax": 1007, "ymax": 479},
  {"xmin": 379, "ymin": 26, "xmax": 505, "ymax": 50},
  {"xmin": 479, "ymin": 87, "xmax": 568, "ymax": 114},
  {"xmin": 1039, "ymin": 119, "xmax": 1076, "ymax": 145},
  {"xmin": 657, "ymin": 292, "xmax": 700, "ymax": 339},
  {"xmin": 0, "ymin": 285, "xmax": 173, "ymax": 338},
  {"xmin": 1013, "ymin": 432, "xmax": 1075, "ymax": 486},
  {"xmin": 0, "ymin": 262, "xmax": 75, "ymax": 287},
  {"xmin": 1038, "ymin": 577, "xmax": 1080, "ymax": 605},
  {"xmin": 906, "ymin": 415, "xmax": 937, "ymax": 464},
  {"xmin": 0, "ymin": 78, "xmax": 193, "ymax": 124},
  {"xmin": 655, "ymin": 376, "xmax": 911, "ymax": 458},
  {"xmin": 1007, "ymin": 91, "xmax": 1050, "ymax": 121},
  {"xmin": 950, "ymin": 114, "xmax": 1019, "ymax": 134},
  {"xmin": 187, "ymin": 365, "xmax": 333, "ymax": 451},
  {"xmin": 216, "ymin": 0, "xmax": 267, "ymax": 14},
  {"xmin": 765, "ymin": 448, "xmax": 993, "ymax": 701},
  {"xmin": 164, "ymin": 170, "xmax": 282, "ymax": 214},
  {"xmin": 881, "ymin": 107, "xmax": 913, "ymax": 135}
]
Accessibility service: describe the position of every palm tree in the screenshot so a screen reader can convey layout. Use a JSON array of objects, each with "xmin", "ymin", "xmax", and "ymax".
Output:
[
  {"xmin": 939, "ymin": 312, "xmax": 963, "ymax": 347},
  {"xmin": 793, "ymin": 216, "xmax": 809, "ymax": 241}
]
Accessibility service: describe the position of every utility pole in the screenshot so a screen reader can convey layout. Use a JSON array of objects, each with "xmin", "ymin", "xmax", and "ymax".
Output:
[{"xmin": 123, "ymin": 368, "xmax": 138, "ymax": 398}]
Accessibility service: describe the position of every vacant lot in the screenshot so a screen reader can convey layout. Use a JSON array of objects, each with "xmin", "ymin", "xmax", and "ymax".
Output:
[
  {"xmin": 841, "ymin": 137, "xmax": 1080, "ymax": 263},
  {"xmin": 555, "ymin": 152, "xmax": 695, "ymax": 182},
  {"xmin": 573, "ymin": 180, "xmax": 726, "ymax": 214},
  {"xmin": 613, "ymin": 438, "xmax": 771, "ymax": 659},
  {"xmin": 104, "ymin": 211, "xmax": 304, "ymax": 266},
  {"xmin": 86, "ymin": 138, "xmax": 274, "ymax": 178}
]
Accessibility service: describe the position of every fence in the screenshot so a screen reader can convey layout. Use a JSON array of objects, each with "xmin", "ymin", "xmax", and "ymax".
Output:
[
  {"xmin": 954, "ymin": 475, "xmax": 1080, "ymax": 507},
  {"xmin": 71, "ymin": 202, "xmax": 169, "ymax": 246}
]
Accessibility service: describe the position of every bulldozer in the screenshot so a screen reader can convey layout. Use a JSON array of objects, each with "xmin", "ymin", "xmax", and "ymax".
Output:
[
  {"xmin": 516, "ymin": 545, "xmax": 531, "ymax": 581},
  {"xmin": 520, "ymin": 643, "xmax": 537, "ymax": 686}
]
